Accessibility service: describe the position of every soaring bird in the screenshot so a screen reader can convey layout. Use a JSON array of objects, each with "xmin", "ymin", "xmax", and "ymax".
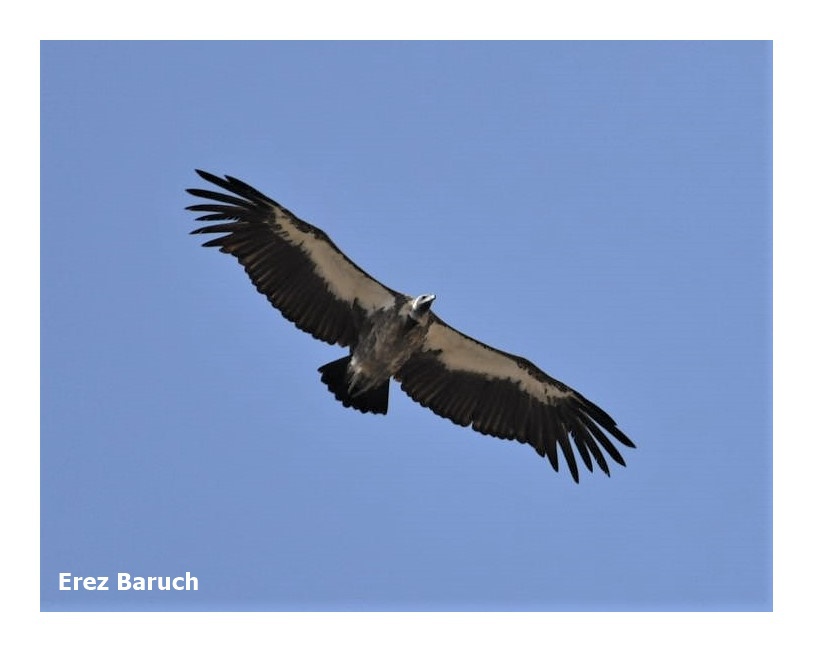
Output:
[{"xmin": 187, "ymin": 170, "xmax": 635, "ymax": 482}]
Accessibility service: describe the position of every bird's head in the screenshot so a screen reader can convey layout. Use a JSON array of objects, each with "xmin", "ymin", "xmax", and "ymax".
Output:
[{"xmin": 409, "ymin": 293, "xmax": 436, "ymax": 320}]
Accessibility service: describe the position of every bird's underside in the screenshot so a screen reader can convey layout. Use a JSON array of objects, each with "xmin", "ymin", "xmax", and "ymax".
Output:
[{"xmin": 187, "ymin": 169, "xmax": 635, "ymax": 482}]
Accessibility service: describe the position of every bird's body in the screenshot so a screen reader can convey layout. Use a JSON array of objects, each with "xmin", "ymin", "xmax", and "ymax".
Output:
[
  {"xmin": 187, "ymin": 170, "xmax": 635, "ymax": 482},
  {"xmin": 318, "ymin": 295, "xmax": 434, "ymax": 415},
  {"xmin": 344, "ymin": 296, "xmax": 434, "ymax": 395}
]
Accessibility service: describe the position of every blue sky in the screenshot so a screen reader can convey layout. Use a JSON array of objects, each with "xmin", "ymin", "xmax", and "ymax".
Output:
[{"xmin": 41, "ymin": 41, "xmax": 771, "ymax": 611}]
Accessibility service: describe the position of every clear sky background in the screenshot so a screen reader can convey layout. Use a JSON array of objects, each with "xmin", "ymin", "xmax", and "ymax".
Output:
[{"xmin": 41, "ymin": 41, "xmax": 771, "ymax": 611}]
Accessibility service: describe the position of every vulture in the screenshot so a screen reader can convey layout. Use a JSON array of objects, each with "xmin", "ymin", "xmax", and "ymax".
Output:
[{"xmin": 187, "ymin": 170, "xmax": 635, "ymax": 482}]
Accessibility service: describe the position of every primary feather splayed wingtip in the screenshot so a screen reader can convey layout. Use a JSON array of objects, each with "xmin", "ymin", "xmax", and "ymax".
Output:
[{"xmin": 187, "ymin": 170, "xmax": 635, "ymax": 482}]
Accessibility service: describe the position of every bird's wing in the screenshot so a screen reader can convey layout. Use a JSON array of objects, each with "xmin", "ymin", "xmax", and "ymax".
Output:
[
  {"xmin": 395, "ymin": 317, "xmax": 635, "ymax": 482},
  {"xmin": 187, "ymin": 170, "xmax": 403, "ymax": 346}
]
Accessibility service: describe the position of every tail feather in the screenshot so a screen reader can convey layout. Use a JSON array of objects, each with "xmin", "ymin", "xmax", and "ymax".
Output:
[{"xmin": 318, "ymin": 356, "xmax": 389, "ymax": 415}]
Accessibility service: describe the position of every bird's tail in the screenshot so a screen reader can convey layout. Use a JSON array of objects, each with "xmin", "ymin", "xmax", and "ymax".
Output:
[{"xmin": 318, "ymin": 356, "xmax": 389, "ymax": 415}]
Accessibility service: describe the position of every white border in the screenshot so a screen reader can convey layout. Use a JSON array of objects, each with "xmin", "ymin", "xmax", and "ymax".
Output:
[{"xmin": 11, "ymin": 0, "xmax": 810, "ymax": 648}]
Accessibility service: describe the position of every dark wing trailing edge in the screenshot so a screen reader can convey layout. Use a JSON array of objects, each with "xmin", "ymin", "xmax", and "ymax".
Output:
[
  {"xmin": 186, "ymin": 170, "xmax": 402, "ymax": 346},
  {"xmin": 396, "ymin": 317, "xmax": 635, "ymax": 482}
]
